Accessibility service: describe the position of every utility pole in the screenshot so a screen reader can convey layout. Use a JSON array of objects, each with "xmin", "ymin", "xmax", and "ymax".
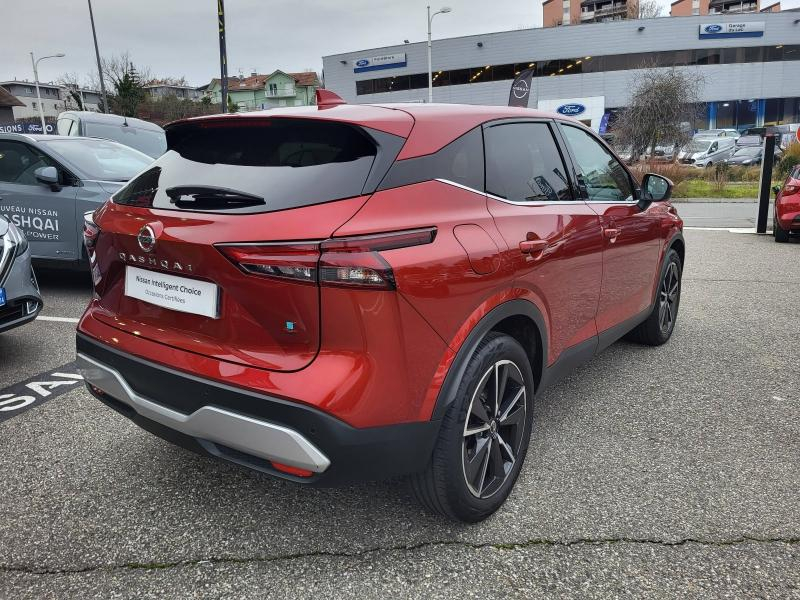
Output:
[
  {"xmin": 87, "ymin": 0, "xmax": 109, "ymax": 113},
  {"xmin": 218, "ymin": 0, "xmax": 229, "ymax": 113}
]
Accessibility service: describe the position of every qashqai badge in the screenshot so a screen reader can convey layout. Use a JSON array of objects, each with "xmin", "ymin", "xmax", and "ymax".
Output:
[{"xmin": 137, "ymin": 225, "xmax": 157, "ymax": 253}]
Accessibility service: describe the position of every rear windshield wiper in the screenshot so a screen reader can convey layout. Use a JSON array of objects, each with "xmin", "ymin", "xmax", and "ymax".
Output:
[{"xmin": 166, "ymin": 186, "xmax": 265, "ymax": 210}]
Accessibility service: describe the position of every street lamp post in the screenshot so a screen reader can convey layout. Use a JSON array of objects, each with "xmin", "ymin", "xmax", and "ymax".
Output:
[
  {"xmin": 87, "ymin": 0, "xmax": 109, "ymax": 113},
  {"xmin": 427, "ymin": 5, "xmax": 452, "ymax": 103},
  {"xmin": 30, "ymin": 52, "xmax": 65, "ymax": 134}
]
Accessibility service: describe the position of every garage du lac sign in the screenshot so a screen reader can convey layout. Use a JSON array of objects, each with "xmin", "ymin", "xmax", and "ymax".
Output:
[
  {"xmin": 699, "ymin": 21, "xmax": 764, "ymax": 39},
  {"xmin": 353, "ymin": 53, "xmax": 407, "ymax": 73},
  {"xmin": 556, "ymin": 103, "xmax": 586, "ymax": 117}
]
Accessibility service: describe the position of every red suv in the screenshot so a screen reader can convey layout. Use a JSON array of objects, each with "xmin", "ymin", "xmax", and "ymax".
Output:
[
  {"xmin": 774, "ymin": 165, "xmax": 800, "ymax": 243},
  {"xmin": 77, "ymin": 96, "xmax": 684, "ymax": 522}
]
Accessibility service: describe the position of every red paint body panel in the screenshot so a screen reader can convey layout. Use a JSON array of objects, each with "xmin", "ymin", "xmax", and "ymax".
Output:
[
  {"xmin": 77, "ymin": 104, "xmax": 684, "ymax": 447},
  {"xmin": 776, "ymin": 177, "xmax": 800, "ymax": 231},
  {"xmin": 486, "ymin": 198, "xmax": 603, "ymax": 363}
]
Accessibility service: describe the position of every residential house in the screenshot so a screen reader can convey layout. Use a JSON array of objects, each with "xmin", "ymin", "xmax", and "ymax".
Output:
[
  {"xmin": 205, "ymin": 70, "xmax": 320, "ymax": 111},
  {"xmin": 144, "ymin": 83, "xmax": 203, "ymax": 101},
  {"xmin": 0, "ymin": 80, "xmax": 66, "ymax": 120},
  {"xmin": 0, "ymin": 86, "xmax": 24, "ymax": 122}
]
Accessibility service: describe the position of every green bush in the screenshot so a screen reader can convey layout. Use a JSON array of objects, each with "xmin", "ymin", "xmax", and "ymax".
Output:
[{"xmin": 775, "ymin": 143, "xmax": 800, "ymax": 180}]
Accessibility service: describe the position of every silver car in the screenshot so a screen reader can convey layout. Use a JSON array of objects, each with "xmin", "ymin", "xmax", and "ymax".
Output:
[
  {"xmin": 0, "ymin": 133, "xmax": 153, "ymax": 269},
  {"xmin": 0, "ymin": 215, "xmax": 42, "ymax": 333}
]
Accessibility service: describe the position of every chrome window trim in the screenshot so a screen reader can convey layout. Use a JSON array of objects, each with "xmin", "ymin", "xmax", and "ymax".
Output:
[{"xmin": 435, "ymin": 178, "xmax": 638, "ymax": 206}]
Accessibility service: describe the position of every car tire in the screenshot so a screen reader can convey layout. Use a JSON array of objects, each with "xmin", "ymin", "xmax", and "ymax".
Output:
[
  {"xmin": 625, "ymin": 249, "xmax": 682, "ymax": 346},
  {"xmin": 774, "ymin": 215, "xmax": 789, "ymax": 243},
  {"xmin": 409, "ymin": 332, "xmax": 535, "ymax": 523}
]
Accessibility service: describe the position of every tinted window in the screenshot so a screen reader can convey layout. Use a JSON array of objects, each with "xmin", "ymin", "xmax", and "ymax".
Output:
[
  {"xmin": 0, "ymin": 141, "xmax": 57, "ymax": 185},
  {"xmin": 561, "ymin": 125, "xmax": 634, "ymax": 202},
  {"xmin": 83, "ymin": 122, "xmax": 167, "ymax": 158},
  {"xmin": 38, "ymin": 138, "xmax": 152, "ymax": 181},
  {"xmin": 484, "ymin": 122, "xmax": 572, "ymax": 202},
  {"xmin": 116, "ymin": 119, "xmax": 385, "ymax": 214},
  {"xmin": 378, "ymin": 127, "xmax": 484, "ymax": 193}
]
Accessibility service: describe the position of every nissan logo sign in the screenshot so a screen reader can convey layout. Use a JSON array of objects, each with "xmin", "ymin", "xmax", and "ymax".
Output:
[
  {"xmin": 355, "ymin": 59, "xmax": 369, "ymax": 67},
  {"xmin": 556, "ymin": 103, "xmax": 586, "ymax": 116},
  {"xmin": 137, "ymin": 225, "xmax": 157, "ymax": 253},
  {"xmin": 704, "ymin": 24, "xmax": 723, "ymax": 33},
  {"xmin": 512, "ymin": 80, "xmax": 530, "ymax": 100}
]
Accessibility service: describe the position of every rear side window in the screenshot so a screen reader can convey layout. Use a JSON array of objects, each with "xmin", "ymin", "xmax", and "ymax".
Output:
[
  {"xmin": 115, "ymin": 119, "xmax": 388, "ymax": 214},
  {"xmin": 484, "ymin": 122, "xmax": 573, "ymax": 202}
]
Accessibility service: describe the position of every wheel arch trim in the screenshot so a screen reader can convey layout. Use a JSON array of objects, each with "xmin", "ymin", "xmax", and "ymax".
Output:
[{"xmin": 430, "ymin": 299, "xmax": 547, "ymax": 421}]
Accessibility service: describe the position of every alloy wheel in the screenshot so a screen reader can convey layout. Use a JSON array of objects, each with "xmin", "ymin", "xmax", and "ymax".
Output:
[
  {"xmin": 658, "ymin": 262, "xmax": 679, "ymax": 334},
  {"xmin": 462, "ymin": 359, "xmax": 527, "ymax": 499}
]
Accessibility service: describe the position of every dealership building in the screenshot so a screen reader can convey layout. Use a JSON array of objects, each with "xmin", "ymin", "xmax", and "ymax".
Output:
[{"xmin": 322, "ymin": 12, "xmax": 800, "ymax": 132}]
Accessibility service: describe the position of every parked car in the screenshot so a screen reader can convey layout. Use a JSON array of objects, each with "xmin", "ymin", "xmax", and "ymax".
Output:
[
  {"xmin": 0, "ymin": 133, "xmax": 154, "ymax": 269},
  {"xmin": 773, "ymin": 165, "xmax": 800, "ymax": 243},
  {"xmin": 694, "ymin": 128, "xmax": 740, "ymax": 140},
  {"xmin": 725, "ymin": 146, "xmax": 764, "ymax": 166},
  {"xmin": 0, "ymin": 215, "xmax": 42, "ymax": 333},
  {"xmin": 678, "ymin": 137, "xmax": 736, "ymax": 167},
  {"xmin": 56, "ymin": 112, "xmax": 167, "ymax": 158},
  {"xmin": 76, "ymin": 99, "xmax": 684, "ymax": 523}
]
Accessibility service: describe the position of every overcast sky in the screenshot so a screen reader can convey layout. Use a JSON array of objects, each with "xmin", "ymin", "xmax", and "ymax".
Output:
[{"xmin": 2, "ymin": 0, "xmax": 798, "ymax": 87}]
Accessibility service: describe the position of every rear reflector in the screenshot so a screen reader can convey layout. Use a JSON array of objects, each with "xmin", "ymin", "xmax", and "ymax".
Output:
[
  {"xmin": 216, "ymin": 227, "xmax": 436, "ymax": 290},
  {"xmin": 271, "ymin": 461, "xmax": 314, "ymax": 477}
]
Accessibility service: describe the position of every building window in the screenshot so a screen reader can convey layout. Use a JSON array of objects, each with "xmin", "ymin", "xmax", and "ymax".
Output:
[
  {"xmin": 354, "ymin": 44, "xmax": 800, "ymax": 95},
  {"xmin": 31, "ymin": 102, "xmax": 37, "ymax": 109},
  {"xmin": 269, "ymin": 83, "xmax": 278, "ymax": 95}
]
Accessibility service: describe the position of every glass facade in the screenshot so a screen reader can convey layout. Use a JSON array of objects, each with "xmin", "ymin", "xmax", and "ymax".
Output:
[{"xmin": 355, "ymin": 44, "xmax": 799, "ymax": 96}]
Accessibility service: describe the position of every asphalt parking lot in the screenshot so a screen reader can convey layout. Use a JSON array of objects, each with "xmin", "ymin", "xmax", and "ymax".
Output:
[{"xmin": 0, "ymin": 227, "xmax": 798, "ymax": 599}]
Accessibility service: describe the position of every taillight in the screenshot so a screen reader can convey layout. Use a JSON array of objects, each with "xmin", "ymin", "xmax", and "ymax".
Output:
[
  {"xmin": 782, "ymin": 182, "xmax": 799, "ymax": 195},
  {"xmin": 216, "ymin": 243, "xmax": 319, "ymax": 284},
  {"xmin": 319, "ymin": 228, "xmax": 436, "ymax": 290},
  {"xmin": 216, "ymin": 227, "xmax": 436, "ymax": 290},
  {"xmin": 83, "ymin": 211, "xmax": 100, "ymax": 251}
]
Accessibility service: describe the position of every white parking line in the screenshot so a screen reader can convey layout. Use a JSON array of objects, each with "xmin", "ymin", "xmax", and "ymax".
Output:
[{"xmin": 37, "ymin": 316, "xmax": 80, "ymax": 324}]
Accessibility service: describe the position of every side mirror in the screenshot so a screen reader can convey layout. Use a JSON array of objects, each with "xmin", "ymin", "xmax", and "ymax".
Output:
[
  {"xmin": 34, "ymin": 166, "xmax": 61, "ymax": 191},
  {"xmin": 642, "ymin": 173, "xmax": 673, "ymax": 203},
  {"xmin": 772, "ymin": 185, "xmax": 781, "ymax": 196}
]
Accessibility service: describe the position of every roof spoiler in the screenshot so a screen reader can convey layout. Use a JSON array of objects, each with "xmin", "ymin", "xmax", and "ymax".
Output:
[{"xmin": 316, "ymin": 89, "xmax": 346, "ymax": 109}]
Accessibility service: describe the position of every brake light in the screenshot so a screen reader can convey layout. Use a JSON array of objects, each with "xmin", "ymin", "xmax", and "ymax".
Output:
[
  {"xmin": 782, "ymin": 181, "xmax": 799, "ymax": 195},
  {"xmin": 217, "ymin": 243, "xmax": 319, "ymax": 283},
  {"xmin": 271, "ymin": 461, "xmax": 314, "ymax": 478},
  {"xmin": 216, "ymin": 227, "xmax": 436, "ymax": 290},
  {"xmin": 319, "ymin": 228, "xmax": 436, "ymax": 290},
  {"xmin": 83, "ymin": 211, "xmax": 100, "ymax": 251}
]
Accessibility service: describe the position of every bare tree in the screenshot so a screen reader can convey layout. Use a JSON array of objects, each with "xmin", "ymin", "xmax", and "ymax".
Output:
[
  {"xmin": 613, "ymin": 62, "xmax": 704, "ymax": 162},
  {"xmin": 56, "ymin": 72, "xmax": 86, "ymax": 110},
  {"xmin": 99, "ymin": 52, "xmax": 152, "ymax": 116},
  {"xmin": 627, "ymin": 0, "xmax": 663, "ymax": 18}
]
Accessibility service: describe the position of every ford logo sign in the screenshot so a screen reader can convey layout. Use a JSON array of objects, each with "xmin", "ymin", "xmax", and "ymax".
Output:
[
  {"xmin": 355, "ymin": 59, "xmax": 369, "ymax": 67},
  {"xmin": 704, "ymin": 24, "xmax": 723, "ymax": 33},
  {"xmin": 556, "ymin": 103, "xmax": 586, "ymax": 116}
]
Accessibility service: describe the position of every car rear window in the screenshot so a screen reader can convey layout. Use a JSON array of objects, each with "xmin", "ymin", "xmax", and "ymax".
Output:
[{"xmin": 114, "ymin": 118, "xmax": 385, "ymax": 214}]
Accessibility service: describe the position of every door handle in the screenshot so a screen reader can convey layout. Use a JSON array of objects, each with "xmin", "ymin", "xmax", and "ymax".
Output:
[
  {"xmin": 519, "ymin": 239, "xmax": 548, "ymax": 254},
  {"xmin": 603, "ymin": 227, "xmax": 621, "ymax": 240}
]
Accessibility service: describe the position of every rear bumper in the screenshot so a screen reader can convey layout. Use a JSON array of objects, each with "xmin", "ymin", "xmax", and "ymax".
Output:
[
  {"xmin": 775, "ymin": 207, "xmax": 800, "ymax": 232},
  {"xmin": 76, "ymin": 333, "xmax": 439, "ymax": 485}
]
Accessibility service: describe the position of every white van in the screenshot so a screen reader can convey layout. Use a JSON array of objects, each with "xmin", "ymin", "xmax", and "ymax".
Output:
[{"xmin": 678, "ymin": 137, "xmax": 736, "ymax": 167}]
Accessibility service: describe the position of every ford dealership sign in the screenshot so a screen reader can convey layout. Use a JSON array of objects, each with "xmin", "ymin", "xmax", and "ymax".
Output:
[
  {"xmin": 699, "ymin": 21, "xmax": 764, "ymax": 39},
  {"xmin": 353, "ymin": 53, "xmax": 407, "ymax": 73},
  {"xmin": 556, "ymin": 103, "xmax": 586, "ymax": 117}
]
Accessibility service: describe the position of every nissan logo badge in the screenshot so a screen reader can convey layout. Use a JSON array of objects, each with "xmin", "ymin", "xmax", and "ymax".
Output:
[
  {"xmin": 512, "ymin": 80, "xmax": 529, "ymax": 100},
  {"xmin": 138, "ymin": 225, "xmax": 157, "ymax": 253}
]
